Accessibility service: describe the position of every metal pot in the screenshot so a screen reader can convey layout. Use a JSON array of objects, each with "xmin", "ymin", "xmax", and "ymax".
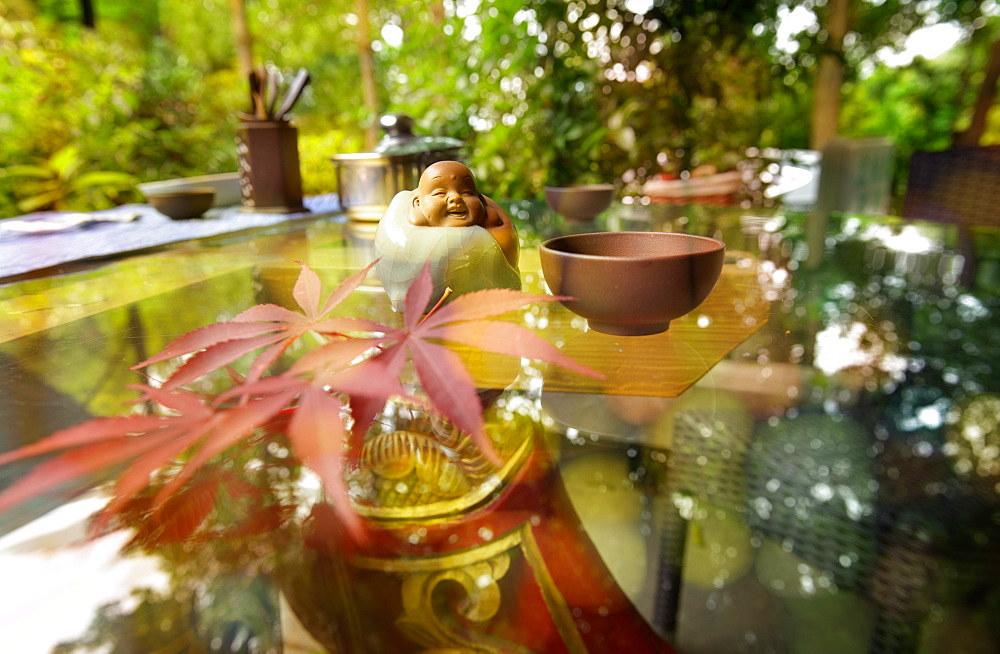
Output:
[{"xmin": 331, "ymin": 114, "xmax": 464, "ymax": 222}]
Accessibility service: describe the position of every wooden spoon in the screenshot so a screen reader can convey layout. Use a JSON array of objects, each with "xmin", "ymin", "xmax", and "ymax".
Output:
[{"xmin": 248, "ymin": 70, "xmax": 264, "ymax": 119}]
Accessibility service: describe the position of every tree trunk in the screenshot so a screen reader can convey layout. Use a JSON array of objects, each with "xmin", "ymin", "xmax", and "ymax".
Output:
[
  {"xmin": 79, "ymin": 0, "xmax": 95, "ymax": 27},
  {"xmin": 431, "ymin": 0, "xmax": 445, "ymax": 24},
  {"xmin": 229, "ymin": 0, "xmax": 255, "ymax": 83},
  {"xmin": 357, "ymin": 0, "xmax": 380, "ymax": 148},
  {"xmin": 809, "ymin": 0, "xmax": 850, "ymax": 151},
  {"xmin": 953, "ymin": 39, "xmax": 1000, "ymax": 147}
]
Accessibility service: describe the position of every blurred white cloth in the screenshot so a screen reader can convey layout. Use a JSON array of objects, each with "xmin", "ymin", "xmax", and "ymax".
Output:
[{"xmin": 0, "ymin": 494, "xmax": 168, "ymax": 653}]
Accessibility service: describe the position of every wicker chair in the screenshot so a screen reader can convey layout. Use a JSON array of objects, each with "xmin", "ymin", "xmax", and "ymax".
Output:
[{"xmin": 902, "ymin": 145, "xmax": 1000, "ymax": 228}]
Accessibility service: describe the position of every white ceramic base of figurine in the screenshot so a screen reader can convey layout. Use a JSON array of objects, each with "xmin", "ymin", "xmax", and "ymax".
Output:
[{"xmin": 373, "ymin": 191, "xmax": 521, "ymax": 312}]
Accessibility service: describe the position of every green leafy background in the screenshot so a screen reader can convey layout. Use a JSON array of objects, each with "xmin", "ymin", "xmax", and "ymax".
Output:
[{"xmin": 0, "ymin": 0, "xmax": 997, "ymax": 217}]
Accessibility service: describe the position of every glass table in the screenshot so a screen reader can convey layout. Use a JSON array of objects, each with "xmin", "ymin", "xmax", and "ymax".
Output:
[{"xmin": 0, "ymin": 198, "xmax": 998, "ymax": 654}]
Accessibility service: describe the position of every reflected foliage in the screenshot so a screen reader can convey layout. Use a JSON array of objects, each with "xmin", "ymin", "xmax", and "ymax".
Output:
[
  {"xmin": 52, "ymin": 577, "xmax": 282, "ymax": 654},
  {"xmin": 714, "ymin": 208, "xmax": 1000, "ymax": 653},
  {"xmin": 52, "ymin": 588, "xmax": 213, "ymax": 654}
]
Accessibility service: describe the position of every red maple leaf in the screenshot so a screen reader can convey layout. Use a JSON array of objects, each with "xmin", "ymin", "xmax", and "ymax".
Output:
[
  {"xmin": 0, "ymin": 261, "xmax": 601, "ymax": 544},
  {"xmin": 297, "ymin": 262, "xmax": 604, "ymax": 465},
  {"xmin": 116, "ymin": 469, "xmax": 293, "ymax": 549},
  {"xmin": 216, "ymin": 373, "xmax": 374, "ymax": 536},
  {"xmin": 0, "ymin": 383, "xmax": 294, "ymax": 530},
  {"xmin": 133, "ymin": 260, "xmax": 384, "ymax": 390},
  {"xmin": 122, "ymin": 475, "xmax": 220, "ymax": 547}
]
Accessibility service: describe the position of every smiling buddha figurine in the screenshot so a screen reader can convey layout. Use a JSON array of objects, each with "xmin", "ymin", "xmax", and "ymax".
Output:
[{"xmin": 374, "ymin": 161, "xmax": 521, "ymax": 312}]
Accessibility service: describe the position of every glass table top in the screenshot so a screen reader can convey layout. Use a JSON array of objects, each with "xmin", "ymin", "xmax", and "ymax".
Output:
[{"xmin": 0, "ymin": 199, "xmax": 998, "ymax": 654}]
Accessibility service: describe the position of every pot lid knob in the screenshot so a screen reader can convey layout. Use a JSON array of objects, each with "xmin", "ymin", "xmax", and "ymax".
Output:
[{"xmin": 379, "ymin": 113, "xmax": 416, "ymax": 139}]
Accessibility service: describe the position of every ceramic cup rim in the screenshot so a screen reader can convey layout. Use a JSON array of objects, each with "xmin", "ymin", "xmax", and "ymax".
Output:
[
  {"xmin": 544, "ymin": 184, "xmax": 616, "ymax": 192},
  {"xmin": 540, "ymin": 231, "xmax": 726, "ymax": 263},
  {"xmin": 145, "ymin": 186, "xmax": 216, "ymax": 198}
]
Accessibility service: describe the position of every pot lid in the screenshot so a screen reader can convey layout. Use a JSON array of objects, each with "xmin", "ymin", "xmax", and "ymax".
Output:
[{"xmin": 372, "ymin": 113, "xmax": 463, "ymax": 157}]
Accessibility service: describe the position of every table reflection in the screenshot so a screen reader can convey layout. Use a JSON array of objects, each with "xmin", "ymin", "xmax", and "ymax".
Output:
[{"xmin": 0, "ymin": 200, "xmax": 997, "ymax": 654}]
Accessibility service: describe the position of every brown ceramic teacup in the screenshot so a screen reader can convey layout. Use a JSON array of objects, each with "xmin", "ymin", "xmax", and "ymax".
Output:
[
  {"xmin": 145, "ymin": 187, "xmax": 216, "ymax": 220},
  {"xmin": 544, "ymin": 184, "xmax": 615, "ymax": 222},
  {"xmin": 539, "ymin": 231, "xmax": 726, "ymax": 336}
]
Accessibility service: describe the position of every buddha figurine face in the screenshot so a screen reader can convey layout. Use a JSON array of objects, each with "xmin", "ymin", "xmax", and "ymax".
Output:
[{"xmin": 409, "ymin": 161, "xmax": 488, "ymax": 228}]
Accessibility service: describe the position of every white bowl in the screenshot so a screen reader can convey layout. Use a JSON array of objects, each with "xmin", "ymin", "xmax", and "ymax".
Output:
[{"xmin": 137, "ymin": 172, "xmax": 241, "ymax": 207}]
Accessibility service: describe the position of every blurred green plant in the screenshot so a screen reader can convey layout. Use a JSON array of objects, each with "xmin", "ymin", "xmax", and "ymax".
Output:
[
  {"xmin": 2, "ymin": 145, "xmax": 136, "ymax": 213},
  {"xmin": 1, "ymin": 0, "xmax": 996, "ymax": 218},
  {"xmin": 0, "ymin": 5, "xmax": 238, "ymax": 218},
  {"xmin": 298, "ymin": 130, "xmax": 362, "ymax": 197},
  {"xmin": 841, "ymin": 24, "xmax": 1000, "ymax": 209}
]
